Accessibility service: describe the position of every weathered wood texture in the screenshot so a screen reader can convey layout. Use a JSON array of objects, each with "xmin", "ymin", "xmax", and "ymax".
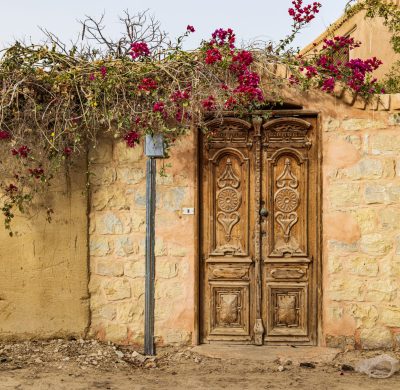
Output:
[{"xmin": 200, "ymin": 113, "xmax": 320, "ymax": 345}]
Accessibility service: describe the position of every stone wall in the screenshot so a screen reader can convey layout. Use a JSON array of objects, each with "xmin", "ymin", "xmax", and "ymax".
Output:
[
  {"xmin": 0, "ymin": 162, "xmax": 89, "ymax": 340},
  {"xmin": 88, "ymin": 133, "xmax": 197, "ymax": 346},
  {"xmin": 296, "ymin": 90, "xmax": 400, "ymax": 350}
]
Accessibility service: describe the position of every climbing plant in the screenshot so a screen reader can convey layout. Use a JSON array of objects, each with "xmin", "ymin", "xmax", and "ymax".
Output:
[{"xmin": 0, "ymin": 1, "xmax": 388, "ymax": 234}]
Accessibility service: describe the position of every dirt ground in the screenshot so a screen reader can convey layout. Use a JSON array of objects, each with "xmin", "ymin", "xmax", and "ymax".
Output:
[{"xmin": 1, "ymin": 340, "xmax": 400, "ymax": 389}]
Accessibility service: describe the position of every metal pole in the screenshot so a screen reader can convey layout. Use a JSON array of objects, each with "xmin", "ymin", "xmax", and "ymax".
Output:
[{"xmin": 144, "ymin": 157, "xmax": 156, "ymax": 355}]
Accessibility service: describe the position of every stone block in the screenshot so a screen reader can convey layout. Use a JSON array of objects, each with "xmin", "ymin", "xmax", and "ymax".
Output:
[
  {"xmin": 342, "ymin": 118, "xmax": 385, "ymax": 131},
  {"xmin": 328, "ymin": 183, "xmax": 361, "ymax": 208},
  {"xmin": 350, "ymin": 304, "xmax": 378, "ymax": 329},
  {"xmin": 378, "ymin": 94, "xmax": 390, "ymax": 111},
  {"xmin": 124, "ymin": 260, "xmax": 145, "ymax": 279},
  {"xmin": 90, "ymin": 166, "xmax": 117, "ymax": 186},
  {"xmin": 389, "ymin": 113, "xmax": 400, "ymax": 125},
  {"xmin": 390, "ymin": 94, "xmax": 400, "ymax": 110},
  {"xmin": 169, "ymin": 245, "xmax": 188, "ymax": 257},
  {"xmin": 327, "ymin": 255, "xmax": 344, "ymax": 274},
  {"xmin": 161, "ymin": 187, "xmax": 188, "ymax": 211},
  {"xmin": 379, "ymin": 207, "xmax": 400, "ymax": 230},
  {"xmin": 347, "ymin": 257, "xmax": 379, "ymax": 277},
  {"xmin": 90, "ymin": 237, "xmax": 111, "ymax": 257},
  {"xmin": 104, "ymin": 323, "xmax": 128, "ymax": 342},
  {"xmin": 115, "ymin": 236, "xmax": 139, "ymax": 257},
  {"xmin": 381, "ymin": 307, "xmax": 400, "ymax": 327},
  {"xmin": 162, "ymin": 330, "xmax": 191, "ymax": 345},
  {"xmin": 89, "ymin": 140, "xmax": 113, "ymax": 164},
  {"xmin": 93, "ymin": 304, "xmax": 117, "ymax": 321},
  {"xmin": 116, "ymin": 300, "xmax": 144, "ymax": 324},
  {"xmin": 388, "ymin": 185, "xmax": 400, "ymax": 203},
  {"xmin": 325, "ymin": 335, "xmax": 355, "ymax": 349},
  {"xmin": 131, "ymin": 212, "xmax": 146, "ymax": 232},
  {"xmin": 364, "ymin": 184, "xmax": 388, "ymax": 204},
  {"xmin": 103, "ymin": 278, "xmax": 131, "ymax": 301},
  {"xmin": 96, "ymin": 260, "xmax": 124, "ymax": 277},
  {"xmin": 96, "ymin": 212, "xmax": 131, "ymax": 235},
  {"xmin": 339, "ymin": 159, "xmax": 383, "ymax": 180},
  {"xmin": 360, "ymin": 233, "xmax": 392, "ymax": 255},
  {"xmin": 113, "ymin": 140, "xmax": 143, "ymax": 162},
  {"xmin": 352, "ymin": 208, "xmax": 377, "ymax": 234},
  {"xmin": 360, "ymin": 327, "xmax": 393, "ymax": 349},
  {"xmin": 157, "ymin": 260, "xmax": 179, "ymax": 279},
  {"xmin": 327, "ymin": 240, "xmax": 358, "ymax": 254},
  {"xmin": 328, "ymin": 279, "xmax": 364, "ymax": 302},
  {"xmin": 370, "ymin": 133, "xmax": 400, "ymax": 155},
  {"xmin": 155, "ymin": 238, "xmax": 168, "ymax": 256},
  {"xmin": 117, "ymin": 167, "xmax": 145, "ymax": 185},
  {"xmin": 323, "ymin": 118, "xmax": 341, "ymax": 132},
  {"xmin": 92, "ymin": 187, "xmax": 131, "ymax": 211},
  {"xmin": 365, "ymin": 280, "xmax": 397, "ymax": 302}
]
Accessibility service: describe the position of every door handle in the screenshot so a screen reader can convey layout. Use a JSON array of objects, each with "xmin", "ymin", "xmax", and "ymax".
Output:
[{"xmin": 260, "ymin": 208, "xmax": 269, "ymax": 218}]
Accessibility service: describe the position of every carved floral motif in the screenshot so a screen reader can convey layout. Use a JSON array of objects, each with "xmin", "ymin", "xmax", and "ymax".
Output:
[
  {"xmin": 273, "ymin": 158, "xmax": 301, "ymax": 253},
  {"xmin": 215, "ymin": 158, "xmax": 242, "ymax": 248}
]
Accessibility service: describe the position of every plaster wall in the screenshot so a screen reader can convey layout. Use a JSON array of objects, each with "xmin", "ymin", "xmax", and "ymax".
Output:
[
  {"xmin": 0, "ymin": 162, "xmax": 89, "ymax": 340},
  {"xmin": 301, "ymin": 10, "xmax": 400, "ymax": 79}
]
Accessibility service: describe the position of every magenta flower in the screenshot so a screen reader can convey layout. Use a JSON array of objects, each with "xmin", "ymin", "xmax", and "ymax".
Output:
[
  {"xmin": 153, "ymin": 101, "xmax": 165, "ymax": 113},
  {"xmin": 123, "ymin": 131, "xmax": 140, "ymax": 148},
  {"xmin": 89, "ymin": 73, "xmax": 95, "ymax": 81},
  {"xmin": 138, "ymin": 78, "xmax": 158, "ymax": 92},
  {"xmin": 187, "ymin": 25, "xmax": 195, "ymax": 33},
  {"xmin": 130, "ymin": 42, "xmax": 151, "ymax": 60},
  {"xmin": 0, "ymin": 130, "xmax": 10, "ymax": 140},
  {"xmin": 100, "ymin": 66, "xmax": 107, "ymax": 78},
  {"xmin": 201, "ymin": 96, "xmax": 216, "ymax": 110},
  {"xmin": 205, "ymin": 48, "xmax": 222, "ymax": 65},
  {"xmin": 12, "ymin": 145, "xmax": 30, "ymax": 158},
  {"xmin": 63, "ymin": 147, "xmax": 73, "ymax": 157}
]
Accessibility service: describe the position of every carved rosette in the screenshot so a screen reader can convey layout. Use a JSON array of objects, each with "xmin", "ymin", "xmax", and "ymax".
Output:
[
  {"xmin": 216, "ymin": 159, "xmax": 242, "ymax": 243},
  {"xmin": 274, "ymin": 158, "xmax": 300, "ymax": 250}
]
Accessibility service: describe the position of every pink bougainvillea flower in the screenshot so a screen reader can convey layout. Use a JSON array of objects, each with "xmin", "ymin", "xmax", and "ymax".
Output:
[
  {"xmin": 201, "ymin": 96, "xmax": 216, "ymax": 110},
  {"xmin": 210, "ymin": 28, "xmax": 235, "ymax": 48},
  {"xmin": 187, "ymin": 25, "xmax": 195, "ymax": 33},
  {"xmin": 63, "ymin": 147, "xmax": 73, "ymax": 157},
  {"xmin": 288, "ymin": 0, "xmax": 321, "ymax": 24},
  {"xmin": 205, "ymin": 48, "xmax": 222, "ymax": 65},
  {"xmin": 100, "ymin": 66, "xmax": 107, "ymax": 78},
  {"xmin": 170, "ymin": 89, "xmax": 190, "ymax": 102},
  {"xmin": 12, "ymin": 145, "xmax": 30, "ymax": 158},
  {"xmin": 153, "ymin": 101, "xmax": 165, "ymax": 112},
  {"xmin": 89, "ymin": 73, "xmax": 95, "ymax": 81},
  {"xmin": 321, "ymin": 77, "xmax": 336, "ymax": 92},
  {"xmin": 28, "ymin": 167, "xmax": 45, "ymax": 179},
  {"xmin": 0, "ymin": 130, "xmax": 10, "ymax": 140},
  {"xmin": 123, "ymin": 130, "xmax": 140, "ymax": 148},
  {"xmin": 224, "ymin": 96, "xmax": 237, "ymax": 109},
  {"xmin": 5, "ymin": 184, "xmax": 18, "ymax": 193},
  {"xmin": 130, "ymin": 42, "xmax": 151, "ymax": 60},
  {"xmin": 138, "ymin": 77, "xmax": 158, "ymax": 92}
]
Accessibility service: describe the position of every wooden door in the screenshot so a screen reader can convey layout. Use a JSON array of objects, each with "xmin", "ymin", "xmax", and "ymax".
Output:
[{"xmin": 199, "ymin": 113, "xmax": 319, "ymax": 345}]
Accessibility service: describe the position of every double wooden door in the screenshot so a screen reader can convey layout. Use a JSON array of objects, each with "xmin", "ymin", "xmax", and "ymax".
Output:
[{"xmin": 199, "ymin": 112, "xmax": 320, "ymax": 345}]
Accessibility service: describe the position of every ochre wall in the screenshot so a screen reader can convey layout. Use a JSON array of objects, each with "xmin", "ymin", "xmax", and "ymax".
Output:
[
  {"xmin": 0, "ymin": 163, "xmax": 89, "ymax": 339},
  {"xmin": 295, "ymin": 89, "xmax": 400, "ymax": 349},
  {"xmin": 88, "ymin": 134, "xmax": 197, "ymax": 346},
  {"xmin": 301, "ymin": 10, "xmax": 400, "ymax": 80}
]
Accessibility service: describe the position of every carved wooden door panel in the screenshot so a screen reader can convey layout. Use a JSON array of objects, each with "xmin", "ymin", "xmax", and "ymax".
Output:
[
  {"xmin": 261, "ymin": 116, "xmax": 319, "ymax": 345},
  {"xmin": 200, "ymin": 117, "xmax": 256, "ymax": 343},
  {"xmin": 200, "ymin": 114, "xmax": 319, "ymax": 345}
]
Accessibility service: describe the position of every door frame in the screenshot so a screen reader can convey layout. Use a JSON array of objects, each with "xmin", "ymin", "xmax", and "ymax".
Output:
[{"xmin": 193, "ymin": 109, "xmax": 323, "ymax": 346}]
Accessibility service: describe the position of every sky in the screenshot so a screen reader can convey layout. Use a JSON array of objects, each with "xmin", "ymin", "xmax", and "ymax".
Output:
[{"xmin": 0, "ymin": 0, "xmax": 350, "ymax": 50}]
